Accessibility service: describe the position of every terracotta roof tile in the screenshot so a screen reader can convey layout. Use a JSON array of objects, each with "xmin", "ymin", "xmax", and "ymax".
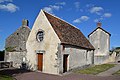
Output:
[{"xmin": 43, "ymin": 11, "xmax": 94, "ymax": 50}]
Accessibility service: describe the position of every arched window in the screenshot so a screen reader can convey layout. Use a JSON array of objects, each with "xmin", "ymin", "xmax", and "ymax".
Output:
[{"xmin": 36, "ymin": 31, "xmax": 44, "ymax": 42}]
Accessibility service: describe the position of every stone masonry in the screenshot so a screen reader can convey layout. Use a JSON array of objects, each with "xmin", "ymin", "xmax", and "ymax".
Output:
[{"xmin": 5, "ymin": 19, "xmax": 31, "ymax": 68}]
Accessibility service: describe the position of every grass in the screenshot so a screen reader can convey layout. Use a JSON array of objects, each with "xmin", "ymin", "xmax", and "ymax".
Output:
[
  {"xmin": 0, "ymin": 75, "xmax": 13, "ymax": 80},
  {"xmin": 75, "ymin": 64, "xmax": 115, "ymax": 75},
  {"xmin": 113, "ymin": 70, "xmax": 120, "ymax": 75}
]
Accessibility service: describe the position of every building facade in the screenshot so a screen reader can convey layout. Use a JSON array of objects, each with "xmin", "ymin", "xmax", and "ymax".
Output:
[
  {"xmin": 5, "ymin": 10, "xmax": 94, "ymax": 74},
  {"xmin": 5, "ymin": 20, "xmax": 31, "ymax": 68},
  {"xmin": 88, "ymin": 22, "xmax": 111, "ymax": 64}
]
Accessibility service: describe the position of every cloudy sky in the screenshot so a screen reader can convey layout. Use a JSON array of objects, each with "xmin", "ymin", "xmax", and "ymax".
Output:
[{"xmin": 0, "ymin": 0, "xmax": 120, "ymax": 50}]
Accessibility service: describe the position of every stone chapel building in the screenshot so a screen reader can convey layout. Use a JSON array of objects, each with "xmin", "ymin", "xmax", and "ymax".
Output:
[
  {"xmin": 5, "ymin": 10, "xmax": 95, "ymax": 74},
  {"xmin": 88, "ymin": 22, "xmax": 111, "ymax": 64}
]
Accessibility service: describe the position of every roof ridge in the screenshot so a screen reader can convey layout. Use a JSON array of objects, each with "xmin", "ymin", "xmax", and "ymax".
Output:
[
  {"xmin": 88, "ymin": 27, "xmax": 111, "ymax": 37},
  {"xmin": 43, "ymin": 10, "xmax": 94, "ymax": 50},
  {"xmin": 42, "ymin": 10, "xmax": 81, "ymax": 31}
]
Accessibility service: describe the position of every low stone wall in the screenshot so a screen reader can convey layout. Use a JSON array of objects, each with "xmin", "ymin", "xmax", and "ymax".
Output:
[
  {"xmin": 116, "ymin": 52, "xmax": 120, "ymax": 62},
  {"xmin": 94, "ymin": 55, "xmax": 109, "ymax": 65},
  {"xmin": 5, "ymin": 51, "xmax": 26, "ymax": 68}
]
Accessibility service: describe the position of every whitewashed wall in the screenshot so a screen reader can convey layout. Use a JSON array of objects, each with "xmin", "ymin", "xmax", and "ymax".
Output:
[
  {"xmin": 59, "ymin": 45, "xmax": 94, "ymax": 72},
  {"xmin": 26, "ymin": 10, "xmax": 61, "ymax": 74},
  {"xmin": 89, "ymin": 28, "xmax": 110, "ymax": 64}
]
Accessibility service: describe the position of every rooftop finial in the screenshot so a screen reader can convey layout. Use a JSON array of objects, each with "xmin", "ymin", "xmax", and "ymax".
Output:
[
  {"xmin": 22, "ymin": 19, "xmax": 29, "ymax": 26},
  {"xmin": 97, "ymin": 21, "xmax": 102, "ymax": 28}
]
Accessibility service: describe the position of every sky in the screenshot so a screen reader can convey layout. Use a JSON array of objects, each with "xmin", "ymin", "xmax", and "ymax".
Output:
[{"xmin": 0, "ymin": 0, "xmax": 120, "ymax": 50}]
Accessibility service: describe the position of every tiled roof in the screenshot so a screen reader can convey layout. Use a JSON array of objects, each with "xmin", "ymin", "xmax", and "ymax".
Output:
[{"xmin": 43, "ymin": 11, "xmax": 94, "ymax": 50}]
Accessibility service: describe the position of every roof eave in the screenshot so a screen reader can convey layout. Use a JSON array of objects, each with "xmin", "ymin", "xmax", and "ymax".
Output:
[
  {"xmin": 61, "ymin": 42, "xmax": 95, "ymax": 50},
  {"xmin": 88, "ymin": 27, "xmax": 111, "ymax": 37}
]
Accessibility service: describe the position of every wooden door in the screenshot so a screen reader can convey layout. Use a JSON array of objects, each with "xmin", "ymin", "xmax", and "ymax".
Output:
[
  {"xmin": 63, "ymin": 54, "xmax": 68, "ymax": 73},
  {"xmin": 38, "ymin": 53, "xmax": 43, "ymax": 71}
]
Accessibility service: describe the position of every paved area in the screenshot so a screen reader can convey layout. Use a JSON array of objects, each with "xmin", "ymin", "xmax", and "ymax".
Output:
[
  {"xmin": 97, "ymin": 63, "xmax": 120, "ymax": 76},
  {"xmin": 1, "ymin": 64, "xmax": 120, "ymax": 80},
  {"xmin": 15, "ymin": 72, "xmax": 120, "ymax": 80}
]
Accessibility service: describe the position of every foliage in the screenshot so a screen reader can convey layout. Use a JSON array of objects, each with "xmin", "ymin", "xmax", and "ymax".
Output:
[
  {"xmin": 116, "ymin": 47, "xmax": 120, "ymax": 49},
  {"xmin": 75, "ymin": 64, "xmax": 115, "ymax": 75},
  {"xmin": 111, "ymin": 47, "xmax": 120, "ymax": 52},
  {"xmin": 0, "ymin": 50, "xmax": 5, "ymax": 53},
  {"xmin": 110, "ymin": 47, "xmax": 120, "ymax": 55},
  {"xmin": 5, "ymin": 47, "xmax": 16, "ymax": 52},
  {"xmin": 0, "ymin": 75, "xmax": 13, "ymax": 80},
  {"xmin": 0, "ymin": 50, "xmax": 4, "ymax": 61}
]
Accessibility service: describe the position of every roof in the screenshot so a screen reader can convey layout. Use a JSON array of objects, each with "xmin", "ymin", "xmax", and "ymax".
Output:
[
  {"xmin": 88, "ymin": 27, "xmax": 111, "ymax": 37},
  {"xmin": 43, "ymin": 11, "xmax": 94, "ymax": 50}
]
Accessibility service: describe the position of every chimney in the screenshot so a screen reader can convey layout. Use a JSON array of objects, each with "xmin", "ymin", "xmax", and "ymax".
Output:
[
  {"xmin": 22, "ymin": 19, "xmax": 29, "ymax": 26},
  {"xmin": 97, "ymin": 22, "xmax": 102, "ymax": 28}
]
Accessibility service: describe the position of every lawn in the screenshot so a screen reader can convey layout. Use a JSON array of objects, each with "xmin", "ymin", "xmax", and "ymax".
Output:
[
  {"xmin": 75, "ymin": 64, "xmax": 115, "ymax": 75},
  {"xmin": 0, "ymin": 75, "xmax": 13, "ymax": 80},
  {"xmin": 113, "ymin": 70, "xmax": 120, "ymax": 75}
]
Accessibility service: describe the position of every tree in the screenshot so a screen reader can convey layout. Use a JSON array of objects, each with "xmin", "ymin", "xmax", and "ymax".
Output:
[{"xmin": 0, "ymin": 50, "xmax": 5, "ymax": 61}]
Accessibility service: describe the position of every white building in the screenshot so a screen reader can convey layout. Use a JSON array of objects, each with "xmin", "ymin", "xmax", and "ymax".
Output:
[{"xmin": 88, "ymin": 22, "xmax": 111, "ymax": 64}]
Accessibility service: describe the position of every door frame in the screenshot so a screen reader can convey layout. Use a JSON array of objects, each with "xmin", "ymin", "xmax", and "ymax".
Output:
[
  {"xmin": 63, "ymin": 54, "xmax": 69, "ymax": 73},
  {"xmin": 37, "ymin": 53, "xmax": 43, "ymax": 71}
]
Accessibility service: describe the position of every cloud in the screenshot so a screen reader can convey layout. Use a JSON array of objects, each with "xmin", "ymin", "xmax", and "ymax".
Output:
[
  {"xmin": 94, "ymin": 17, "xmax": 103, "ymax": 22},
  {"xmin": 0, "ymin": 3, "xmax": 19, "ymax": 13},
  {"xmin": 74, "ymin": 2, "xmax": 80, "ymax": 9},
  {"xmin": 43, "ymin": 5, "xmax": 62, "ymax": 14},
  {"xmin": 94, "ymin": 13, "xmax": 112, "ymax": 22},
  {"xmin": 86, "ymin": 4, "xmax": 94, "ymax": 8},
  {"xmin": 43, "ymin": 2, "xmax": 66, "ymax": 14},
  {"xmin": 0, "ymin": 0, "xmax": 12, "ymax": 3},
  {"xmin": 55, "ymin": 2, "xmax": 66, "ymax": 6},
  {"xmin": 81, "ymin": 16, "xmax": 89, "ymax": 21},
  {"xmin": 73, "ymin": 16, "xmax": 89, "ymax": 23},
  {"xmin": 90, "ymin": 6, "xmax": 103, "ymax": 15},
  {"xmin": 49, "ymin": 5, "xmax": 61, "ymax": 10},
  {"xmin": 94, "ymin": 19, "xmax": 100, "ymax": 23},
  {"xmin": 103, "ymin": 13, "xmax": 112, "ymax": 18},
  {"xmin": 73, "ymin": 19, "xmax": 81, "ymax": 23},
  {"xmin": 43, "ymin": 7, "xmax": 53, "ymax": 13}
]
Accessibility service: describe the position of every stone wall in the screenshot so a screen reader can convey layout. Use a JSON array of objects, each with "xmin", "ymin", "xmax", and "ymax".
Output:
[
  {"xmin": 5, "ymin": 20, "xmax": 31, "ymax": 68},
  {"xmin": 59, "ymin": 45, "xmax": 94, "ymax": 73},
  {"xmin": 89, "ymin": 28, "xmax": 110, "ymax": 65},
  {"xmin": 26, "ymin": 10, "xmax": 61, "ymax": 74},
  {"xmin": 5, "ymin": 52, "xmax": 26, "ymax": 68},
  {"xmin": 115, "ymin": 52, "xmax": 120, "ymax": 62},
  {"xmin": 5, "ymin": 25, "xmax": 30, "ymax": 52},
  {"xmin": 94, "ymin": 55, "xmax": 109, "ymax": 65},
  {"xmin": 89, "ymin": 29, "xmax": 110, "ymax": 56}
]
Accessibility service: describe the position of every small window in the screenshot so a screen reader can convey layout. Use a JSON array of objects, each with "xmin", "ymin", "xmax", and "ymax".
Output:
[
  {"xmin": 36, "ymin": 31, "xmax": 44, "ymax": 42},
  {"xmin": 17, "ymin": 33, "xmax": 19, "ymax": 35},
  {"xmin": 63, "ymin": 45, "xmax": 65, "ymax": 51}
]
